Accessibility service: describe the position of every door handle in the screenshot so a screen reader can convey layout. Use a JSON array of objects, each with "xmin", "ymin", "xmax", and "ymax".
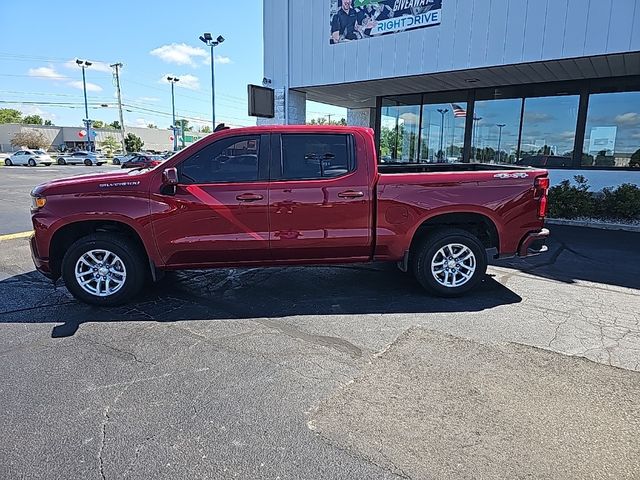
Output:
[
  {"xmin": 236, "ymin": 193, "xmax": 264, "ymax": 202},
  {"xmin": 338, "ymin": 190, "xmax": 364, "ymax": 199}
]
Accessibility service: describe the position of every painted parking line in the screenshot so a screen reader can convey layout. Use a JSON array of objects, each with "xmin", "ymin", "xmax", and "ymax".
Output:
[{"xmin": 0, "ymin": 231, "xmax": 33, "ymax": 241}]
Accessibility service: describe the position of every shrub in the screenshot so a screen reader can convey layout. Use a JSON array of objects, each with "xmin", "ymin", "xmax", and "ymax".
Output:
[
  {"xmin": 547, "ymin": 175, "xmax": 595, "ymax": 219},
  {"xmin": 548, "ymin": 176, "xmax": 640, "ymax": 222}
]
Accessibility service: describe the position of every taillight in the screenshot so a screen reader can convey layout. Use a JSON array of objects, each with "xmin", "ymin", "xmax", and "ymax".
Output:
[
  {"xmin": 150, "ymin": 161, "xmax": 161, "ymax": 167},
  {"xmin": 535, "ymin": 177, "xmax": 550, "ymax": 218}
]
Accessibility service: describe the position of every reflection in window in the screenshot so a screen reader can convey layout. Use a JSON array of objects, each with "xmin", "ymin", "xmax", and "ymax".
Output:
[
  {"xmin": 420, "ymin": 103, "xmax": 467, "ymax": 163},
  {"xmin": 519, "ymin": 95, "xmax": 579, "ymax": 165},
  {"xmin": 583, "ymin": 92, "xmax": 640, "ymax": 168},
  {"xmin": 472, "ymin": 99, "xmax": 521, "ymax": 164},
  {"xmin": 380, "ymin": 97, "xmax": 420, "ymax": 163}
]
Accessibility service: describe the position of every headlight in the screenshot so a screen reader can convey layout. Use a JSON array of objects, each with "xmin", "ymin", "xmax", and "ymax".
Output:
[{"xmin": 31, "ymin": 196, "xmax": 47, "ymax": 211}]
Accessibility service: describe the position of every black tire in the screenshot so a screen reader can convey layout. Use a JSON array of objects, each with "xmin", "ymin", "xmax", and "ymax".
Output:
[
  {"xmin": 28, "ymin": 158, "xmax": 36, "ymax": 167},
  {"xmin": 57, "ymin": 158, "xmax": 66, "ymax": 165},
  {"xmin": 43, "ymin": 163, "xmax": 52, "ymax": 167},
  {"xmin": 84, "ymin": 159, "xmax": 93, "ymax": 166},
  {"xmin": 4, "ymin": 159, "xmax": 11, "ymax": 166},
  {"xmin": 411, "ymin": 228, "xmax": 487, "ymax": 297},
  {"xmin": 61, "ymin": 233, "xmax": 147, "ymax": 306},
  {"xmin": 113, "ymin": 159, "xmax": 120, "ymax": 165}
]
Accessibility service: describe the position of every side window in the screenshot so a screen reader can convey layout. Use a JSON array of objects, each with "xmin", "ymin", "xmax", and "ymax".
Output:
[
  {"xmin": 179, "ymin": 136, "xmax": 260, "ymax": 184},
  {"xmin": 280, "ymin": 134, "xmax": 353, "ymax": 180}
]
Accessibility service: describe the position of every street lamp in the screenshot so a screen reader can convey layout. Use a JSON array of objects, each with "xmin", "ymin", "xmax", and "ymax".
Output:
[
  {"xmin": 473, "ymin": 116, "xmax": 483, "ymax": 161},
  {"xmin": 167, "ymin": 76, "xmax": 180, "ymax": 151},
  {"xmin": 199, "ymin": 33, "xmax": 224, "ymax": 129},
  {"xmin": 76, "ymin": 59, "xmax": 93, "ymax": 151},
  {"xmin": 496, "ymin": 124, "xmax": 506, "ymax": 163},
  {"xmin": 437, "ymin": 108, "xmax": 449, "ymax": 162}
]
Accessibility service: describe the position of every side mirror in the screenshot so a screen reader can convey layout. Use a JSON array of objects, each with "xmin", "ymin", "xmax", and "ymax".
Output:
[{"xmin": 162, "ymin": 167, "xmax": 178, "ymax": 186}]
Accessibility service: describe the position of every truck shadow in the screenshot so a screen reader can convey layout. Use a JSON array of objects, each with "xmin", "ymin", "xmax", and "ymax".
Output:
[
  {"xmin": 491, "ymin": 225, "xmax": 640, "ymax": 291},
  {"xmin": 0, "ymin": 263, "xmax": 522, "ymax": 338}
]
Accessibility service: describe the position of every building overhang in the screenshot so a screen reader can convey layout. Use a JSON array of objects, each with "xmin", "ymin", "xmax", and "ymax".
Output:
[{"xmin": 296, "ymin": 52, "xmax": 640, "ymax": 108}]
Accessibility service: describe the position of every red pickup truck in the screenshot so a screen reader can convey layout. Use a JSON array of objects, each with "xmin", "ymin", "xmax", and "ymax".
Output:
[{"xmin": 30, "ymin": 125, "xmax": 549, "ymax": 306}]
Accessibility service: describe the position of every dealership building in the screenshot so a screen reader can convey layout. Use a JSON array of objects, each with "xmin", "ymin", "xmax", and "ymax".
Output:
[{"xmin": 261, "ymin": 0, "xmax": 640, "ymax": 189}]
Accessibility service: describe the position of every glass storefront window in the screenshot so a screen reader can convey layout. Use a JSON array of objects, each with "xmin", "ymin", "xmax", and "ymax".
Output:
[
  {"xmin": 519, "ymin": 95, "xmax": 579, "ymax": 166},
  {"xmin": 380, "ymin": 96, "xmax": 420, "ymax": 163},
  {"xmin": 472, "ymin": 99, "xmax": 522, "ymax": 164},
  {"xmin": 419, "ymin": 103, "xmax": 467, "ymax": 163},
  {"xmin": 582, "ymin": 92, "xmax": 640, "ymax": 168}
]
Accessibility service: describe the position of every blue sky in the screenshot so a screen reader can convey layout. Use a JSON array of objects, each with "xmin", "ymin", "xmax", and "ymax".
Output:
[{"xmin": 0, "ymin": 0, "xmax": 344, "ymax": 130}]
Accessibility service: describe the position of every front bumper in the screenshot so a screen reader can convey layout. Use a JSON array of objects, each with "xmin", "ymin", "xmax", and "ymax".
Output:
[
  {"xmin": 518, "ymin": 228, "xmax": 550, "ymax": 257},
  {"xmin": 30, "ymin": 234, "xmax": 53, "ymax": 279}
]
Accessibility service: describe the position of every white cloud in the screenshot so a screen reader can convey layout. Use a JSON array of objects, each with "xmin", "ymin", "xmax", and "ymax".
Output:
[
  {"xmin": 28, "ymin": 66, "xmax": 67, "ymax": 80},
  {"xmin": 614, "ymin": 112, "xmax": 640, "ymax": 126},
  {"xmin": 159, "ymin": 74, "xmax": 200, "ymax": 91},
  {"xmin": 68, "ymin": 80, "xmax": 103, "ymax": 92},
  {"xmin": 203, "ymin": 55, "xmax": 232, "ymax": 65},
  {"xmin": 23, "ymin": 106, "xmax": 56, "ymax": 121},
  {"xmin": 150, "ymin": 43, "xmax": 207, "ymax": 67},
  {"xmin": 135, "ymin": 118, "xmax": 150, "ymax": 128},
  {"xmin": 524, "ymin": 112, "xmax": 554, "ymax": 123},
  {"xmin": 63, "ymin": 59, "xmax": 112, "ymax": 73}
]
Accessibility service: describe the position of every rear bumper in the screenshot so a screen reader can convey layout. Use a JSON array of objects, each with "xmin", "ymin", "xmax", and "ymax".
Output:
[
  {"xmin": 518, "ymin": 228, "xmax": 550, "ymax": 257},
  {"xmin": 30, "ymin": 235, "xmax": 53, "ymax": 279}
]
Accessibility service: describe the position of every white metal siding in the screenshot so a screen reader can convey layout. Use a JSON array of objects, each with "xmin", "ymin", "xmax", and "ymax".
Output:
[{"xmin": 263, "ymin": 0, "xmax": 640, "ymax": 89}]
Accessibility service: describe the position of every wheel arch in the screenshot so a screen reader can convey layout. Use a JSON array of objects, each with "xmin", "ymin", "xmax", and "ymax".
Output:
[{"xmin": 49, "ymin": 220, "xmax": 151, "ymax": 279}]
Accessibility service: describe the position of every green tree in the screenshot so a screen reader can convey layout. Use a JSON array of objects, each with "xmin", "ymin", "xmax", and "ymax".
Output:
[
  {"xmin": 10, "ymin": 131, "xmax": 49, "ymax": 149},
  {"xmin": 99, "ymin": 136, "xmax": 120, "ymax": 157},
  {"xmin": 108, "ymin": 121, "xmax": 121, "ymax": 130},
  {"xmin": 92, "ymin": 120, "xmax": 105, "ymax": 129},
  {"xmin": 307, "ymin": 117, "xmax": 347, "ymax": 126},
  {"xmin": 630, "ymin": 148, "xmax": 640, "ymax": 168},
  {"xmin": 0, "ymin": 108, "xmax": 22, "ymax": 124},
  {"xmin": 22, "ymin": 115, "xmax": 44, "ymax": 125},
  {"xmin": 200, "ymin": 125, "xmax": 212, "ymax": 133},
  {"xmin": 44, "ymin": 120, "xmax": 53, "ymax": 126},
  {"xmin": 147, "ymin": 124, "xmax": 157, "ymax": 129},
  {"xmin": 175, "ymin": 119, "xmax": 192, "ymax": 132},
  {"xmin": 595, "ymin": 149, "xmax": 615, "ymax": 167},
  {"xmin": 124, "ymin": 133, "xmax": 144, "ymax": 153}
]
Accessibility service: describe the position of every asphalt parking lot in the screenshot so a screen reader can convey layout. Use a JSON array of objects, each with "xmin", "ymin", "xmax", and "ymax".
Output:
[{"xmin": 0, "ymin": 166, "xmax": 639, "ymax": 479}]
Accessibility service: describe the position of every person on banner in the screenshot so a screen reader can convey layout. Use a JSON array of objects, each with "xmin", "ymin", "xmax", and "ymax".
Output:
[{"xmin": 330, "ymin": 0, "xmax": 377, "ymax": 44}]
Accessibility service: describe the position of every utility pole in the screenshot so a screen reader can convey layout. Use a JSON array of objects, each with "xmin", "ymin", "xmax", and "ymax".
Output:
[
  {"xmin": 199, "ymin": 33, "xmax": 225, "ymax": 129},
  {"xmin": 496, "ymin": 124, "xmax": 506, "ymax": 164},
  {"xmin": 167, "ymin": 77, "xmax": 180, "ymax": 151},
  {"xmin": 76, "ymin": 59, "xmax": 92, "ymax": 152},
  {"xmin": 326, "ymin": 114, "xmax": 333, "ymax": 124},
  {"xmin": 437, "ymin": 108, "xmax": 449, "ymax": 162},
  {"xmin": 111, "ymin": 63, "xmax": 126, "ymax": 154}
]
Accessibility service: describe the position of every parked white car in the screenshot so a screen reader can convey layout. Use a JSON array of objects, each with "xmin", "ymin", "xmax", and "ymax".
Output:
[
  {"xmin": 5, "ymin": 150, "xmax": 54, "ymax": 167},
  {"xmin": 56, "ymin": 151, "xmax": 107, "ymax": 166}
]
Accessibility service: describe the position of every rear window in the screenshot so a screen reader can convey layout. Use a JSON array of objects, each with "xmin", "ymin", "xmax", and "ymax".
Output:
[{"xmin": 280, "ymin": 134, "xmax": 353, "ymax": 180}]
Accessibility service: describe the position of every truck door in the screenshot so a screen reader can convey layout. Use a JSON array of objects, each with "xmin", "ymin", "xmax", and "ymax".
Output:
[
  {"xmin": 268, "ymin": 132, "xmax": 372, "ymax": 261},
  {"xmin": 151, "ymin": 134, "xmax": 270, "ymax": 266}
]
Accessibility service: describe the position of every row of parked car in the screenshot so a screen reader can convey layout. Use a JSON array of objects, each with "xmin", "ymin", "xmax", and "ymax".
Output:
[{"xmin": 2, "ymin": 149, "xmax": 171, "ymax": 169}]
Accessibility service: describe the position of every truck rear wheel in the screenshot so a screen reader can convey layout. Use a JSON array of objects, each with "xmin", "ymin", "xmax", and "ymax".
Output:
[
  {"xmin": 61, "ymin": 233, "xmax": 146, "ymax": 306},
  {"xmin": 412, "ymin": 228, "xmax": 487, "ymax": 297}
]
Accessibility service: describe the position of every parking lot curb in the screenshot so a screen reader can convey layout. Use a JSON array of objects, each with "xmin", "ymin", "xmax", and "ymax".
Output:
[{"xmin": 546, "ymin": 218, "xmax": 640, "ymax": 233}]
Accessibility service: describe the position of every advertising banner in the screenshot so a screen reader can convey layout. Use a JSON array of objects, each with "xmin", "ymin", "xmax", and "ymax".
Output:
[{"xmin": 330, "ymin": 0, "xmax": 442, "ymax": 44}]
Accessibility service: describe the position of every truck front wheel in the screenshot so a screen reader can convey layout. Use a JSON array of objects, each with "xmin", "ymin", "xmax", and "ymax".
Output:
[
  {"xmin": 412, "ymin": 228, "xmax": 487, "ymax": 297},
  {"xmin": 61, "ymin": 233, "xmax": 146, "ymax": 306}
]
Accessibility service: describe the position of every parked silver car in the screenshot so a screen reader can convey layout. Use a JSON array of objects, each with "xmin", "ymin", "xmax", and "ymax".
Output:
[
  {"xmin": 5, "ymin": 149, "xmax": 53, "ymax": 167},
  {"xmin": 56, "ymin": 151, "xmax": 107, "ymax": 166}
]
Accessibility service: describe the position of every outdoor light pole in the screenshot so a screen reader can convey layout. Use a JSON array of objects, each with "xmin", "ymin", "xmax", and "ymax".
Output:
[
  {"xmin": 473, "ymin": 116, "xmax": 482, "ymax": 161},
  {"xmin": 199, "ymin": 33, "xmax": 225, "ymax": 129},
  {"xmin": 437, "ymin": 108, "xmax": 449, "ymax": 162},
  {"xmin": 167, "ymin": 76, "xmax": 180, "ymax": 151},
  {"xmin": 76, "ymin": 59, "xmax": 93, "ymax": 151},
  {"xmin": 496, "ymin": 124, "xmax": 506, "ymax": 163}
]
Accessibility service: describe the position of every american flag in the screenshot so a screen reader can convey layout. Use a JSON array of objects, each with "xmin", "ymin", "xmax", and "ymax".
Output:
[{"xmin": 451, "ymin": 104, "xmax": 467, "ymax": 118}]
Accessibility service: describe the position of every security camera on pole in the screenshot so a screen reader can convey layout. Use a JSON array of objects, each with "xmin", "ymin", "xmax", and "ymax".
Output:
[
  {"xmin": 167, "ymin": 76, "xmax": 180, "ymax": 152},
  {"xmin": 76, "ymin": 59, "xmax": 93, "ymax": 152},
  {"xmin": 199, "ymin": 33, "xmax": 225, "ymax": 130}
]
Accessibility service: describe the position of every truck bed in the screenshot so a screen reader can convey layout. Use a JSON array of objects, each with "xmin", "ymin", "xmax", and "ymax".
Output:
[{"xmin": 378, "ymin": 162, "xmax": 532, "ymax": 175}]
